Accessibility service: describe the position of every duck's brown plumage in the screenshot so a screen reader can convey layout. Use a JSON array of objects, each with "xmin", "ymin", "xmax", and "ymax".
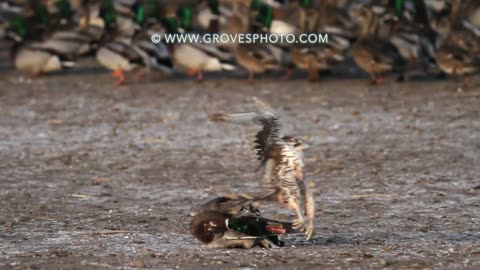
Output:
[{"xmin": 351, "ymin": 7, "xmax": 406, "ymax": 84}]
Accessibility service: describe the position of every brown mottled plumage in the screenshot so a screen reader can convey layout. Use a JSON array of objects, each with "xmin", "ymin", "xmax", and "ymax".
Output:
[
  {"xmin": 351, "ymin": 7, "xmax": 406, "ymax": 84},
  {"xmin": 190, "ymin": 194, "xmax": 260, "ymax": 217}
]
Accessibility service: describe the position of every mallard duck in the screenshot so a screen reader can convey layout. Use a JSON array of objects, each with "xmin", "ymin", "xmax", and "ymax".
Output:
[
  {"xmin": 289, "ymin": 1, "xmax": 345, "ymax": 81},
  {"xmin": 209, "ymin": 97, "xmax": 315, "ymax": 240},
  {"xmin": 435, "ymin": 44, "xmax": 478, "ymax": 81},
  {"xmin": 234, "ymin": 43, "xmax": 280, "ymax": 82},
  {"xmin": 172, "ymin": 43, "xmax": 236, "ymax": 81},
  {"xmin": 163, "ymin": 9, "xmax": 236, "ymax": 81},
  {"xmin": 351, "ymin": 7, "xmax": 406, "ymax": 84},
  {"xmin": 434, "ymin": 19, "xmax": 479, "ymax": 82},
  {"xmin": 11, "ymin": 42, "xmax": 75, "ymax": 76},
  {"xmin": 227, "ymin": 3, "xmax": 280, "ymax": 82},
  {"xmin": 38, "ymin": 28, "xmax": 101, "ymax": 58},
  {"xmin": 371, "ymin": 0, "xmax": 438, "ymax": 74},
  {"xmin": 5, "ymin": 6, "xmax": 76, "ymax": 76},
  {"xmin": 96, "ymin": 38, "xmax": 143, "ymax": 85},
  {"xmin": 94, "ymin": 0, "xmax": 174, "ymax": 84},
  {"xmin": 190, "ymin": 210, "xmax": 292, "ymax": 248}
]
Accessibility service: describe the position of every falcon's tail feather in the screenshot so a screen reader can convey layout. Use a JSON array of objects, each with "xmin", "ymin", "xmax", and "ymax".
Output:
[
  {"xmin": 208, "ymin": 112, "xmax": 259, "ymax": 125},
  {"xmin": 252, "ymin": 96, "xmax": 276, "ymax": 114}
]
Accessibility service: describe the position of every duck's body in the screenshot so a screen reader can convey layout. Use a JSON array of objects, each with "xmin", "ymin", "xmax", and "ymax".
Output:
[
  {"xmin": 435, "ymin": 40, "xmax": 478, "ymax": 80},
  {"xmin": 162, "ymin": 7, "xmax": 236, "ymax": 81},
  {"xmin": 289, "ymin": 2, "xmax": 346, "ymax": 81},
  {"xmin": 12, "ymin": 42, "xmax": 75, "ymax": 75},
  {"xmin": 133, "ymin": 38, "xmax": 174, "ymax": 75},
  {"xmin": 94, "ymin": 0, "xmax": 175, "ymax": 84},
  {"xmin": 436, "ymin": 50, "xmax": 477, "ymax": 76},
  {"xmin": 290, "ymin": 45, "xmax": 331, "ymax": 81},
  {"xmin": 432, "ymin": 1, "xmax": 480, "ymax": 81},
  {"xmin": 234, "ymin": 43, "xmax": 279, "ymax": 81},
  {"xmin": 351, "ymin": 7, "xmax": 406, "ymax": 84},
  {"xmin": 352, "ymin": 38, "xmax": 406, "ymax": 83},
  {"xmin": 96, "ymin": 38, "xmax": 143, "ymax": 85},
  {"xmin": 36, "ymin": 29, "xmax": 99, "ymax": 57},
  {"xmin": 190, "ymin": 210, "xmax": 291, "ymax": 248},
  {"xmin": 173, "ymin": 43, "xmax": 236, "ymax": 81},
  {"xmin": 226, "ymin": 3, "xmax": 280, "ymax": 82},
  {"xmin": 209, "ymin": 97, "xmax": 315, "ymax": 240}
]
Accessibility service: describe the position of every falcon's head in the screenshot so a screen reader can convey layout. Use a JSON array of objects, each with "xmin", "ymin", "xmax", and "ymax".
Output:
[{"xmin": 282, "ymin": 136, "xmax": 308, "ymax": 151}]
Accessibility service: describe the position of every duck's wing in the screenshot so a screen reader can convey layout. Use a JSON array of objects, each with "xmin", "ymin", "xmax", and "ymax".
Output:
[
  {"xmin": 105, "ymin": 40, "xmax": 143, "ymax": 64},
  {"xmin": 209, "ymin": 97, "xmax": 282, "ymax": 166},
  {"xmin": 190, "ymin": 195, "xmax": 260, "ymax": 216}
]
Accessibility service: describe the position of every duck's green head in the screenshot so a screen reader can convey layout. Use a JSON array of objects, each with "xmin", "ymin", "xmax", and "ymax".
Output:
[
  {"xmin": 207, "ymin": 0, "xmax": 220, "ymax": 15},
  {"xmin": 99, "ymin": 0, "xmax": 117, "ymax": 30},
  {"xmin": 250, "ymin": 0, "xmax": 263, "ymax": 10},
  {"xmin": 31, "ymin": 0, "xmax": 50, "ymax": 26},
  {"xmin": 56, "ymin": 0, "xmax": 74, "ymax": 21},
  {"xmin": 256, "ymin": 5, "xmax": 274, "ymax": 29},
  {"xmin": 133, "ymin": 2, "xmax": 146, "ymax": 25},
  {"xmin": 177, "ymin": 6, "xmax": 193, "ymax": 31},
  {"xmin": 299, "ymin": 0, "xmax": 313, "ymax": 9},
  {"xmin": 144, "ymin": 0, "xmax": 163, "ymax": 20},
  {"xmin": 162, "ymin": 16, "xmax": 180, "ymax": 33},
  {"xmin": 132, "ymin": 0, "xmax": 164, "ymax": 25},
  {"xmin": 392, "ymin": 0, "xmax": 405, "ymax": 16},
  {"xmin": 8, "ymin": 15, "xmax": 28, "ymax": 41}
]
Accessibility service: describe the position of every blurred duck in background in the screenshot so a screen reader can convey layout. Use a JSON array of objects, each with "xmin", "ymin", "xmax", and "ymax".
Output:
[
  {"xmin": 94, "ymin": 0, "xmax": 173, "ymax": 85},
  {"xmin": 432, "ymin": 0, "xmax": 479, "ymax": 84},
  {"xmin": 351, "ymin": 6, "xmax": 406, "ymax": 85}
]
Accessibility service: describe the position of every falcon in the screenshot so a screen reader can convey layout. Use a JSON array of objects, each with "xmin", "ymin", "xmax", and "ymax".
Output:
[{"xmin": 209, "ymin": 97, "xmax": 315, "ymax": 240}]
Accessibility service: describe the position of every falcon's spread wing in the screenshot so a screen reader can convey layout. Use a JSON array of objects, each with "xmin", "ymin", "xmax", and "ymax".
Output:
[{"xmin": 209, "ymin": 97, "xmax": 282, "ymax": 167}]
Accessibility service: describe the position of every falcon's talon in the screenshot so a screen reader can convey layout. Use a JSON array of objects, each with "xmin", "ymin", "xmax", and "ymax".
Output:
[
  {"xmin": 292, "ymin": 218, "xmax": 305, "ymax": 231},
  {"xmin": 305, "ymin": 221, "xmax": 314, "ymax": 240}
]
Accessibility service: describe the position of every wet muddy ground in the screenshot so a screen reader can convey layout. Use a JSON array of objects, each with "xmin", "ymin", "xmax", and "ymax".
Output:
[{"xmin": 0, "ymin": 68, "xmax": 479, "ymax": 269}]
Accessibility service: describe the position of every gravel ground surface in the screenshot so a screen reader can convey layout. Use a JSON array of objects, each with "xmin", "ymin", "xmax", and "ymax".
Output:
[{"xmin": 0, "ymin": 69, "xmax": 479, "ymax": 269}]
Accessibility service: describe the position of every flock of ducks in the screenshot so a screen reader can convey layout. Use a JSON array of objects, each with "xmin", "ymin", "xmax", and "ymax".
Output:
[{"xmin": 1, "ymin": 0, "xmax": 479, "ymax": 85}]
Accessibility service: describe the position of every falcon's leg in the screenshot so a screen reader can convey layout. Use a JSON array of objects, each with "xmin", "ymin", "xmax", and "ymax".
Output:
[
  {"xmin": 288, "ymin": 197, "xmax": 305, "ymax": 231},
  {"xmin": 304, "ymin": 187, "xmax": 315, "ymax": 240},
  {"xmin": 262, "ymin": 159, "xmax": 275, "ymax": 183}
]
